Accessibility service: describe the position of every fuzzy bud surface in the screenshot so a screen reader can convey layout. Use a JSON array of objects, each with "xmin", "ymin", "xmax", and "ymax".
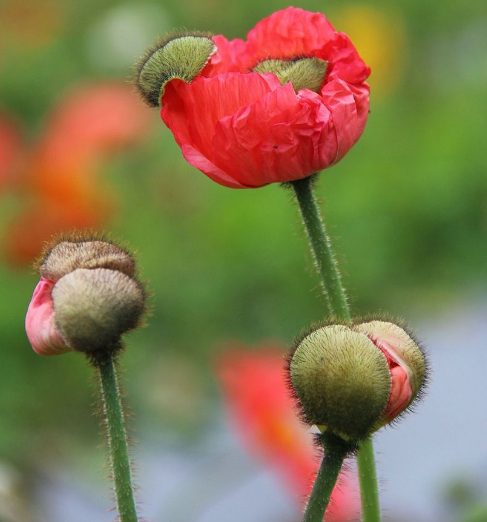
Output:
[
  {"xmin": 25, "ymin": 235, "xmax": 145, "ymax": 356},
  {"xmin": 288, "ymin": 320, "xmax": 427, "ymax": 441}
]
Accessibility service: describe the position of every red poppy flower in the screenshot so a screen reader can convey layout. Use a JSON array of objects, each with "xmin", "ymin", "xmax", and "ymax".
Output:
[
  {"xmin": 215, "ymin": 345, "xmax": 359, "ymax": 521},
  {"xmin": 157, "ymin": 7, "xmax": 370, "ymax": 188}
]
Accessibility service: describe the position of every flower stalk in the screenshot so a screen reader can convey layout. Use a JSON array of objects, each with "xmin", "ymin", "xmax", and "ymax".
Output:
[
  {"xmin": 303, "ymin": 434, "xmax": 353, "ymax": 522},
  {"xmin": 290, "ymin": 176, "xmax": 350, "ymax": 320},
  {"xmin": 357, "ymin": 438, "xmax": 381, "ymax": 522},
  {"xmin": 94, "ymin": 352, "xmax": 139, "ymax": 522},
  {"xmin": 290, "ymin": 175, "xmax": 381, "ymax": 522}
]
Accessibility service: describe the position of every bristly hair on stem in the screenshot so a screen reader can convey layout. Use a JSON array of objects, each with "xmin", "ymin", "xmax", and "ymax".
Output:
[
  {"xmin": 281, "ymin": 173, "xmax": 383, "ymax": 522},
  {"xmin": 301, "ymin": 432, "xmax": 355, "ymax": 522},
  {"xmin": 91, "ymin": 351, "xmax": 139, "ymax": 522},
  {"xmin": 287, "ymin": 175, "xmax": 351, "ymax": 319}
]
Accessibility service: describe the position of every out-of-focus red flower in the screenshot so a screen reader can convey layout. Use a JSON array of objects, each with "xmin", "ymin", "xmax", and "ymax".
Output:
[
  {"xmin": 215, "ymin": 345, "xmax": 359, "ymax": 521},
  {"xmin": 0, "ymin": 113, "xmax": 22, "ymax": 194},
  {"xmin": 3, "ymin": 83, "xmax": 151, "ymax": 265},
  {"xmin": 158, "ymin": 7, "xmax": 370, "ymax": 188}
]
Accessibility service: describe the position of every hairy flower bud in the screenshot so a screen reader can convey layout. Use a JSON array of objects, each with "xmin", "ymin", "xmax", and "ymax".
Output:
[
  {"xmin": 287, "ymin": 319, "xmax": 427, "ymax": 442},
  {"xmin": 135, "ymin": 33, "xmax": 217, "ymax": 107},
  {"xmin": 253, "ymin": 57, "xmax": 328, "ymax": 93},
  {"xmin": 52, "ymin": 268, "xmax": 144, "ymax": 353},
  {"xmin": 26, "ymin": 234, "xmax": 146, "ymax": 357},
  {"xmin": 38, "ymin": 239, "xmax": 136, "ymax": 281}
]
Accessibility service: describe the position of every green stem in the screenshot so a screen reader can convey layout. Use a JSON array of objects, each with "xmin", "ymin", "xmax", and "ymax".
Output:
[
  {"xmin": 94, "ymin": 353, "xmax": 138, "ymax": 522},
  {"xmin": 303, "ymin": 434, "xmax": 352, "ymax": 522},
  {"xmin": 357, "ymin": 438, "xmax": 381, "ymax": 522},
  {"xmin": 291, "ymin": 176, "xmax": 350, "ymax": 320},
  {"xmin": 290, "ymin": 175, "xmax": 381, "ymax": 522}
]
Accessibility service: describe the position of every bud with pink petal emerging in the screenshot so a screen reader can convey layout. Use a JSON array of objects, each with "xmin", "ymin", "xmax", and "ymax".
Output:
[
  {"xmin": 26, "ymin": 234, "xmax": 146, "ymax": 357},
  {"xmin": 287, "ymin": 319, "xmax": 428, "ymax": 443}
]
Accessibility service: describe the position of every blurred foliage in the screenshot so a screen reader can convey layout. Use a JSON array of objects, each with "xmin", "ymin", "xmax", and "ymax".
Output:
[
  {"xmin": 0, "ymin": 0, "xmax": 486, "ymax": 518},
  {"xmin": 443, "ymin": 478, "xmax": 487, "ymax": 522}
]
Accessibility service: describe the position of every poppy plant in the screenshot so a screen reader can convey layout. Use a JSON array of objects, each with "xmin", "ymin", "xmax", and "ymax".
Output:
[
  {"xmin": 215, "ymin": 345, "xmax": 359, "ymax": 521},
  {"xmin": 136, "ymin": 7, "xmax": 370, "ymax": 188}
]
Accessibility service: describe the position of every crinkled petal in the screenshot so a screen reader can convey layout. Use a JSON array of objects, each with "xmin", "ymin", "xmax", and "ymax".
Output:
[
  {"xmin": 203, "ymin": 35, "xmax": 249, "ymax": 76},
  {"xmin": 320, "ymin": 79, "xmax": 369, "ymax": 163},
  {"xmin": 317, "ymin": 32, "xmax": 371, "ymax": 85},
  {"xmin": 161, "ymin": 73, "xmax": 283, "ymax": 186},
  {"xmin": 212, "ymin": 83, "xmax": 337, "ymax": 186},
  {"xmin": 246, "ymin": 7, "xmax": 336, "ymax": 62},
  {"xmin": 25, "ymin": 278, "xmax": 71, "ymax": 356}
]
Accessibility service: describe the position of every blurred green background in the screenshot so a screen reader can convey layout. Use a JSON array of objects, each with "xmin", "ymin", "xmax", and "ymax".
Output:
[{"xmin": 0, "ymin": 0, "xmax": 486, "ymax": 521}]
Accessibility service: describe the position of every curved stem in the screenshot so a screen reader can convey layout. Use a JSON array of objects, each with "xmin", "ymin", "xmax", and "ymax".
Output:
[
  {"xmin": 94, "ymin": 352, "xmax": 138, "ymax": 522},
  {"xmin": 303, "ymin": 434, "xmax": 351, "ymax": 522},
  {"xmin": 290, "ymin": 175, "xmax": 381, "ymax": 522},
  {"xmin": 290, "ymin": 176, "xmax": 350, "ymax": 320}
]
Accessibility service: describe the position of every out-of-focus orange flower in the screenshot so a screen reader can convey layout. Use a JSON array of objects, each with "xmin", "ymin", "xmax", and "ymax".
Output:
[
  {"xmin": 215, "ymin": 344, "xmax": 359, "ymax": 521},
  {"xmin": 334, "ymin": 5, "xmax": 406, "ymax": 95},
  {"xmin": 3, "ymin": 83, "xmax": 151, "ymax": 265},
  {"xmin": 0, "ymin": 113, "xmax": 22, "ymax": 194}
]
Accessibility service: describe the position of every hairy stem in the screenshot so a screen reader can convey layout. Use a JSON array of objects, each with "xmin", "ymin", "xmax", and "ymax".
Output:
[
  {"xmin": 290, "ymin": 175, "xmax": 381, "ymax": 522},
  {"xmin": 94, "ymin": 352, "xmax": 138, "ymax": 522},
  {"xmin": 357, "ymin": 438, "xmax": 381, "ymax": 522},
  {"xmin": 303, "ymin": 434, "xmax": 352, "ymax": 522},
  {"xmin": 290, "ymin": 176, "xmax": 350, "ymax": 320}
]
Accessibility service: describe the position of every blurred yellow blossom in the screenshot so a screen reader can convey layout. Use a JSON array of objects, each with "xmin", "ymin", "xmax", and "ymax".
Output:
[{"xmin": 334, "ymin": 5, "xmax": 406, "ymax": 96}]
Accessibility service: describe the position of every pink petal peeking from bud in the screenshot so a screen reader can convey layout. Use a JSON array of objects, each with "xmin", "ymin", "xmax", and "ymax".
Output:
[
  {"xmin": 25, "ymin": 277, "xmax": 70, "ymax": 356},
  {"xmin": 368, "ymin": 334, "xmax": 413, "ymax": 421}
]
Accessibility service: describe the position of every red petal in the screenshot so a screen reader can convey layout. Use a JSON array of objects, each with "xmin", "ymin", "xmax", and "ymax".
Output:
[
  {"xmin": 204, "ymin": 35, "xmax": 249, "ymax": 76},
  {"xmin": 318, "ymin": 32, "xmax": 371, "ymax": 85},
  {"xmin": 212, "ymin": 83, "xmax": 337, "ymax": 186},
  {"xmin": 161, "ymin": 72, "xmax": 282, "ymax": 187},
  {"xmin": 246, "ymin": 7, "xmax": 336, "ymax": 62},
  {"xmin": 320, "ymin": 79, "xmax": 369, "ymax": 163},
  {"xmin": 386, "ymin": 364, "xmax": 412, "ymax": 420}
]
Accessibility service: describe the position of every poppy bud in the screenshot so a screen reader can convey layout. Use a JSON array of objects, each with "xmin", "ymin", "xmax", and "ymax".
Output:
[
  {"xmin": 26, "ymin": 235, "xmax": 146, "ymax": 357},
  {"xmin": 38, "ymin": 239, "xmax": 136, "ymax": 281},
  {"xmin": 135, "ymin": 33, "xmax": 217, "ymax": 107},
  {"xmin": 253, "ymin": 57, "xmax": 328, "ymax": 93},
  {"xmin": 287, "ymin": 320, "xmax": 427, "ymax": 442}
]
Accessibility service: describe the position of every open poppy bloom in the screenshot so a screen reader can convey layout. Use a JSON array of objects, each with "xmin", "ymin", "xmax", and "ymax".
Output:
[
  {"xmin": 215, "ymin": 345, "xmax": 359, "ymax": 521},
  {"xmin": 137, "ymin": 7, "xmax": 370, "ymax": 188}
]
